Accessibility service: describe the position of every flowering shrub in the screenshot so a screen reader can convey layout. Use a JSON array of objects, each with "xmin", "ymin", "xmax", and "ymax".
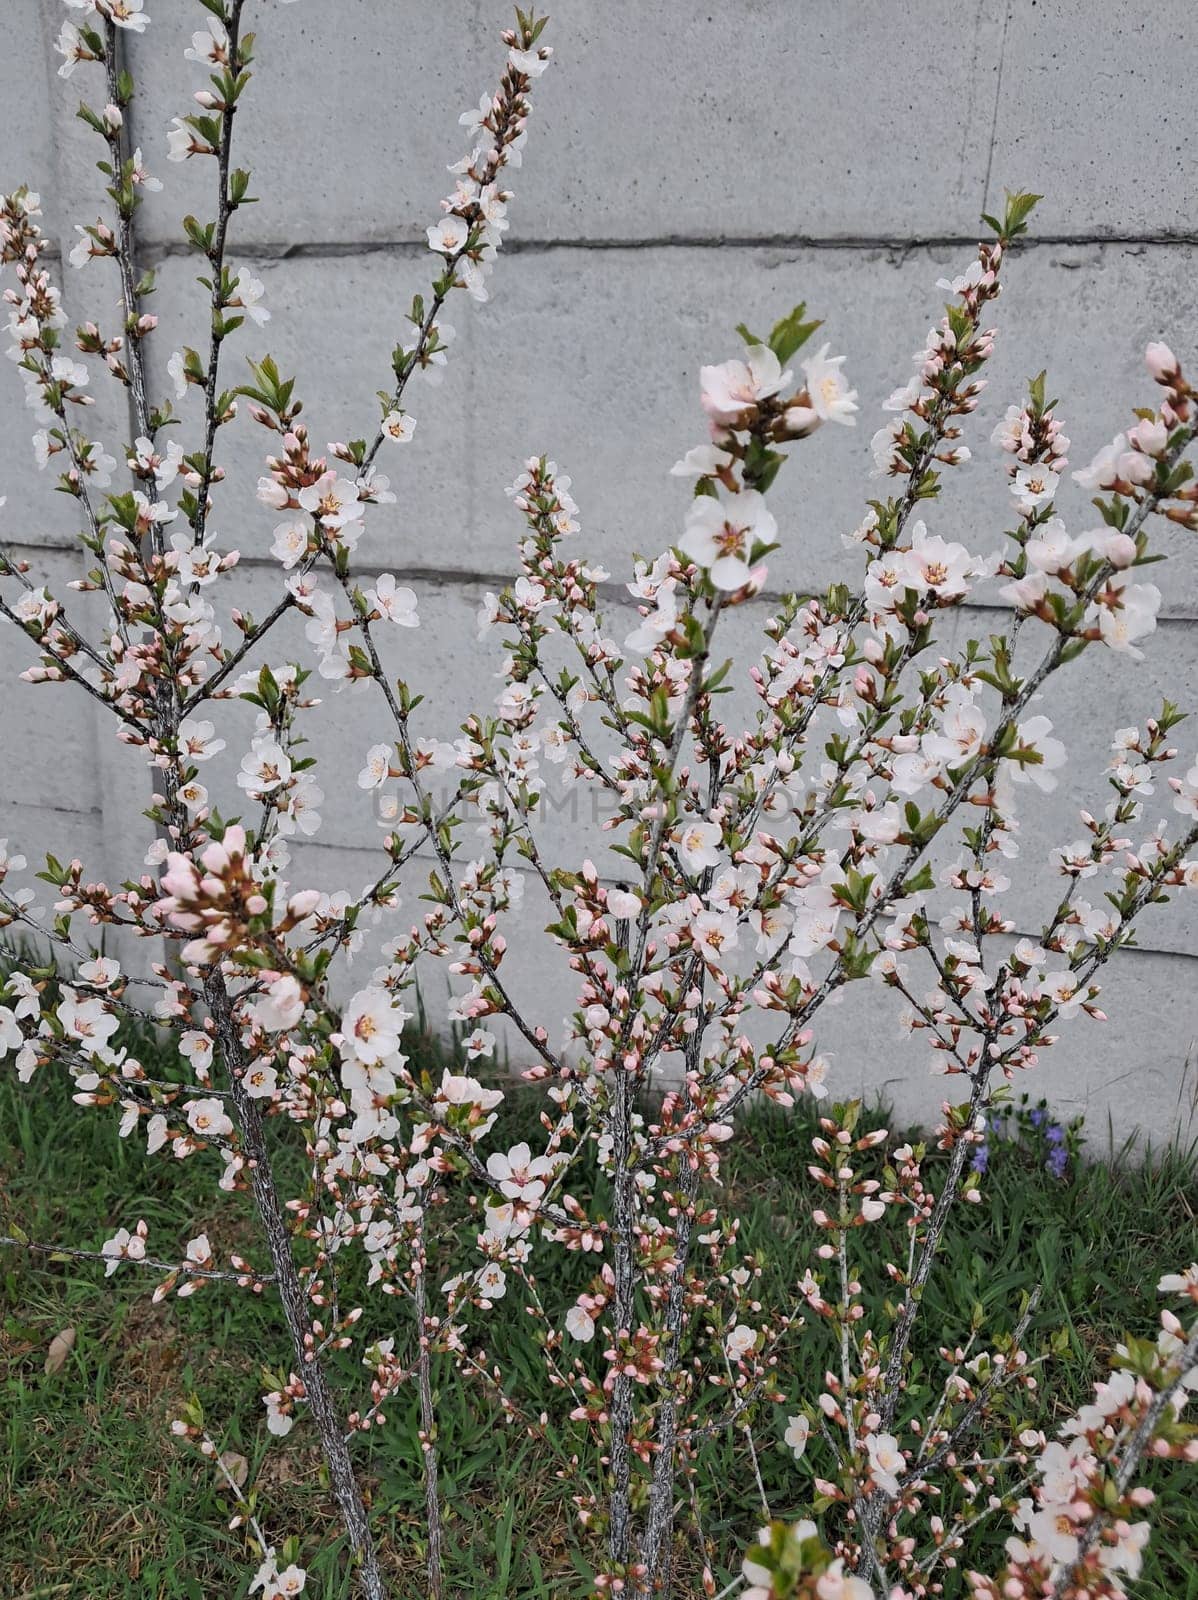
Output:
[{"xmin": 1, "ymin": 4, "xmax": 1197, "ymax": 1599}]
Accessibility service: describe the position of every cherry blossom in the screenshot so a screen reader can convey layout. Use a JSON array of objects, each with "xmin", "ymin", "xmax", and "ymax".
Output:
[
  {"xmin": 485, "ymin": 1141, "xmax": 553, "ymax": 1204},
  {"xmin": 566, "ymin": 1304, "xmax": 596, "ymax": 1341},
  {"xmin": 904, "ymin": 521, "xmax": 974, "ymax": 598},
  {"xmin": 427, "ymin": 216, "xmax": 470, "ymax": 255},
  {"xmin": 367, "ymin": 574, "xmax": 419, "ymax": 627},
  {"xmin": 700, "ymin": 345, "xmax": 790, "ymax": 426},
  {"xmin": 865, "ymin": 1431, "xmax": 904, "ymax": 1497},
  {"xmin": 675, "ymin": 817, "xmax": 723, "ymax": 873},
  {"xmin": 0, "ymin": 1007, "xmax": 23, "ymax": 1056},
  {"xmin": 680, "ymin": 489, "xmax": 777, "ymax": 591},
  {"xmin": 1095, "ymin": 580, "xmax": 1162, "ymax": 659},
  {"xmin": 1005, "ymin": 715, "xmax": 1068, "ymax": 793},
  {"xmin": 725, "ymin": 1323, "xmax": 758, "ymax": 1360},
  {"xmin": 784, "ymin": 1413, "xmax": 810, "ymax": 1459},
  {"xmin": 298, "ymin": 472, "xmax": 361, "ymax": 529},
  {"xmin": 1012, "ymin": 462, "xmax": 1059, "ymax": 511},
  {"xmin": 270, "ymin": 519, "xmax": 310, "ymax": 569},
  {"xmin": 184, "ymin": 17, "xmax": 229, "ymax": 67},
  {"xmin": 101, "ymin": 1221, "xmax": 147, "ymax": 1276},
  {"xmin": 229, "ymin": 268, "xmax": 270, "ymax": 326},
  {"xmin": 186, "ymin": 1098, "xmax": 234, "ymax": 1141},
  {"xmin": 58, "ymin": 991, "xmax": 119, "ymax": 1053},
  {"xmin": 238, "ymin": 737, "xmax": 292, "ymax": 797},
  {"xmin": 381, "ymin": 410, "xmax": 416, "ymax": 443},
  {"xmin": 340, "ymin": 990, "xmax": 408, "ymax": 1067},
  {"xmin": 798, "ymin": 342, "xmax": 860, "ymax": 426},
  {"xmin": 358, "ymin": 743, "xmax": 393, "ymax": 790},
  {"xmin": 670, "ymin": 442, "xmax": 733, "ymax": 479}
]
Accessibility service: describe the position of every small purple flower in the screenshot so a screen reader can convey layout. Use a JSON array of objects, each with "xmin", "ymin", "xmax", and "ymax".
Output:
[
  {"xmin": 1046, "ymin": 1144, "xmax": 1068, "ymax": 1179},
  {"xmin": 1029, "ymin": 1107, "xmax": 1046, "ymax": 1128},
  {"xmin": 1046, "ymin": 1122, "xmax": 1065, "ymax": 1146},
  {"xmin": 971, "ymin": 1142, "xmax": 990, "ymax": 1175}
]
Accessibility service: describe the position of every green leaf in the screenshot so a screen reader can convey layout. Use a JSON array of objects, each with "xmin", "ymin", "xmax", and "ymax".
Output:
[
  {"xmin": 767, "ymin": 301, "xmax": 822, "ymax": 365},
  {"xmin": 990, "ymin": 188, "xmax": 1042, "ymax": 243}
]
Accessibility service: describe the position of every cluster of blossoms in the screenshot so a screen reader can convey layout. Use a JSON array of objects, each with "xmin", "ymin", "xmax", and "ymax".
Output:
[
  {"xmin": 741, "ymin": 1266, "xmax": 1198, "ymax": 1600},
  {"xmin": 964, "ymin": 1269, "xmax": 1198, "ymax": 1600},
  {"xmin": 2, "ymin": 7, "xmax": 1198, "ymax": 1600}
]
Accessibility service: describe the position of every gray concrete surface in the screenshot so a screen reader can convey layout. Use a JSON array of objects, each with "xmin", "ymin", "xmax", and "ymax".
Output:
[{"xmin": 1, "ymin": 1, "xmax": 1195, "ymax": 1139}]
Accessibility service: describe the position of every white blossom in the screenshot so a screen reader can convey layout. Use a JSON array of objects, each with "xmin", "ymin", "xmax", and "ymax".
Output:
[
  {"xmin": 679, "ymin": 490, "xmax": 776, "ymax": 591},
  {"xmin": 700, "ymin": 345, "xmax": 789, "ymax": 426}
]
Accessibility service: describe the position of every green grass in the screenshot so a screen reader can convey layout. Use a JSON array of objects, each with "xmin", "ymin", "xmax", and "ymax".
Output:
[{"xmin": 3, "ymin": 1048, "xmax": 1197, "ymax": 1600}]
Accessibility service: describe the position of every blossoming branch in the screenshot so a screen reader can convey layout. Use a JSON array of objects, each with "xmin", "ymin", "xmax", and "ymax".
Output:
[{"xmin": 1, "ymin": 4, "xmax": 1197, "ymax": 1599}]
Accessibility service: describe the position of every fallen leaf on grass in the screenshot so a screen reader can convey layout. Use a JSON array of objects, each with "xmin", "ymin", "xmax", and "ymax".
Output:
[
  {"xmin": 217, "ymin": 1450, "xmax": 249, "ymax": 1490},
  {"xmin": 44, "ymin": 1325, "xmax": 76, "ymax": 1375}
]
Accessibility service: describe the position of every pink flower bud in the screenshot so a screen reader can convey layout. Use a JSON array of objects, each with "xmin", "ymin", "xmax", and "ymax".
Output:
[
  {"xmin": 1145, "ymin": 341, "xmax": 1179, "ymax": 384},
  {"xmin": 1104, "ymin": 533, "xmax": 1137, "ymax": 568}
]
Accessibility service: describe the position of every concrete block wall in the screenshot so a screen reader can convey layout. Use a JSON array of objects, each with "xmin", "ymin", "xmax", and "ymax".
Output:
[{"xmin": 2, "ymin": 1, "xmax": 1195, "ymax": 1140}]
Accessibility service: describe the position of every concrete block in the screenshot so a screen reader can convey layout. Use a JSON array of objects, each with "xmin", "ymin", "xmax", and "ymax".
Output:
[
  {"xmin": 123, "ymin": 0, "xmax": 1004, "ymax": 249},
  {"xmin": 0, "ymin": 549, "xmax": 103, "ymax": 815},
  {"xmin": 937, "ymin": 608, "xmax": 1198, "ymax": 960},
  {"xmin": 126, "ymin": 0, "xmax": 484, "ymax": 249},
  {"xmin": 989, "ymin": 1, "xmax": 1198, "ymax": 238},
  {"xmin": 0, "ymin": 549, "xmax": 156, "ymax": 896},
  {"xmin": 4, "ymin": 0, "xmax": 1194, "ymax": 1146},
  {"xmin": 1, "ymin": 8, "xmax": 56, "ymax": 222},
  {"xmin": 0, "ymin": 798, "xmax": 106, "ymax": 918}
]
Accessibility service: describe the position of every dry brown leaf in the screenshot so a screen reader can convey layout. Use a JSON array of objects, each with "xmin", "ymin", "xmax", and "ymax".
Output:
[
  {"xmin": 217, "ymin": 1450, "xmax": 249, "ymax": 1490},
  {"xmin": 44, "ymin": 1325, "xmax": 76, "ymax": 1375}
]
